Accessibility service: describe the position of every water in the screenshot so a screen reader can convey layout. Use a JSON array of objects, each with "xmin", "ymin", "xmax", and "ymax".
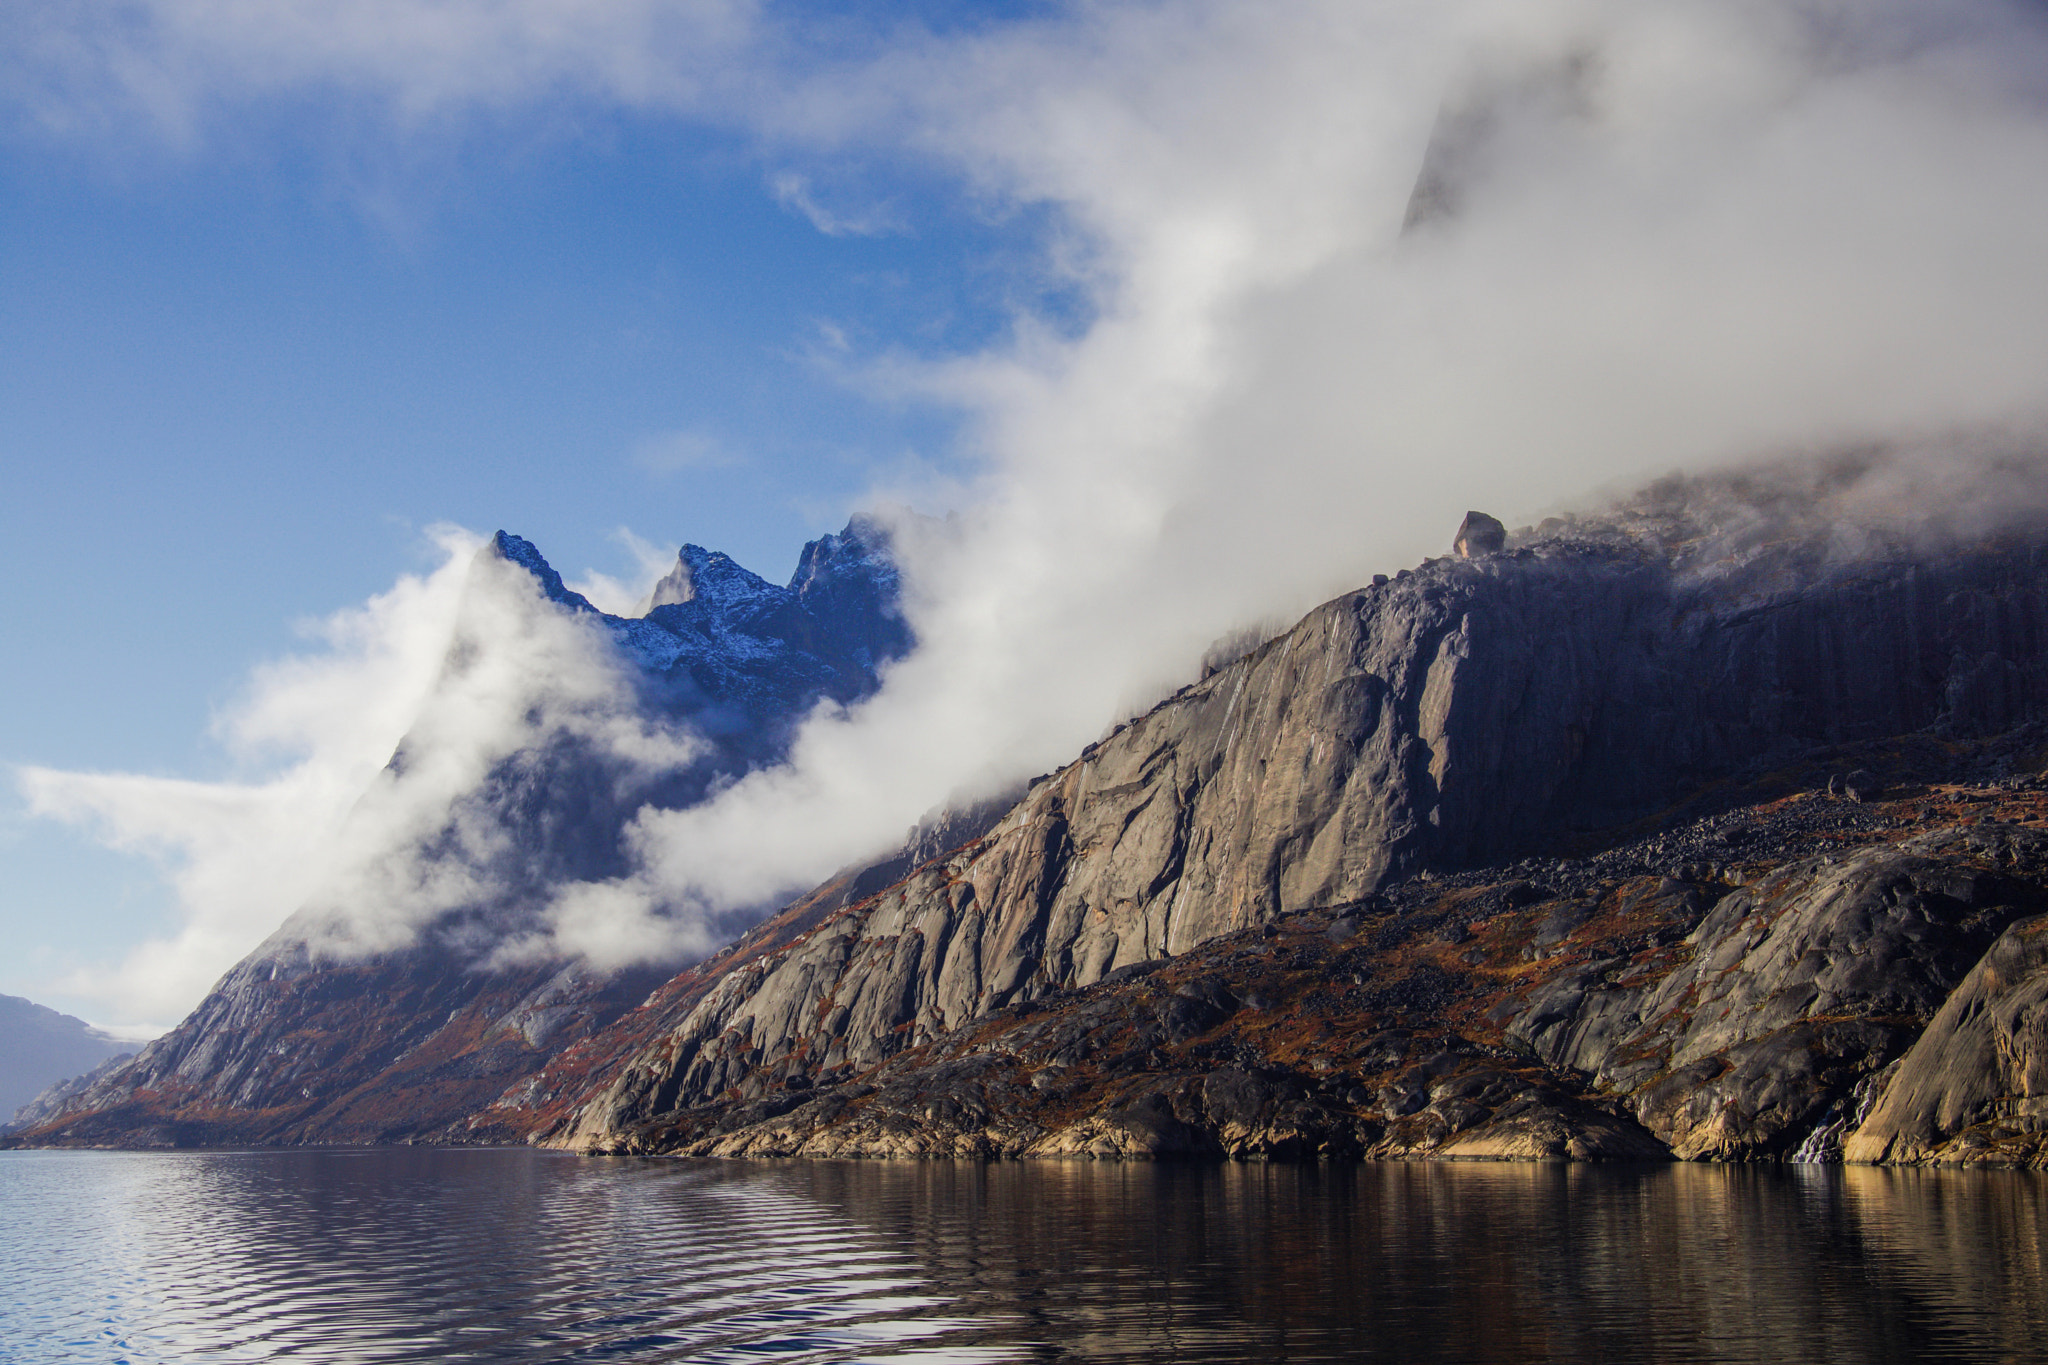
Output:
[{"xmin": 2, "ymin": 1150, "xmax": 2044, "ymax": 1364}]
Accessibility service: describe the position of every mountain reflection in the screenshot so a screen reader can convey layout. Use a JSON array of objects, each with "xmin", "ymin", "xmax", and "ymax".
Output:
[
  {"xmin": 2, "ymin": 1150, "xmax": 2042, "ymax": 1363},
  {"xmin": 776, "ymin": 1159, "xmax": 2048, "ymax": 1364}
]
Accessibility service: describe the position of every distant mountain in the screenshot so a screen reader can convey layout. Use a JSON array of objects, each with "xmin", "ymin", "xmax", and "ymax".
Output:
[
  {"xmin": 7, "ymin": 1052, "xmax": 137, "ymax": 1134},
  {"xmin": 14, "ymin": 518, "xmax": 914, "ymax": 1147},
  {"xmin": 0, "ymin": 995, "xmax": 131, "ymax": 1125}
]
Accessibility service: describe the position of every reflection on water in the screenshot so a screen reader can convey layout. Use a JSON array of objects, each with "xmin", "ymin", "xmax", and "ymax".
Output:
[
  {"xmin": 0, "ymin": 1148, "xmax": 1015, "ymax": 1363},
  {"xmin": 2, "ymin": 1149, "xmax": 2043, "ymax": 1363},
  {"xmin": 795, "ymin": 1160, "xmax": 2048, "ymax": 1364}
]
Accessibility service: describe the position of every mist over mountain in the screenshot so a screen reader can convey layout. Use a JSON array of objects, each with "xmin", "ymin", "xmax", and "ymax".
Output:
[
  {"xmin": 0, "ymin": 996, "xmax": 131, "ymax": 1125},
  {"xmin": 26, "ymin": 453, "xmax": 2048, "ymax": 1170},
  {"xmin": 512, "ymin": 453, "xmax": 2048, "ymax": 1165},
  {"xmin": 16, "ymin": 0, "xmax": 2048, "ymax": 1169},
  {"xmin": 6, "ymin": 518, "xmax": 920, "ymax": 1146},
  {"xmin": 27, "ymin": 0, "xmax": 2048, "ymax": 1042}
]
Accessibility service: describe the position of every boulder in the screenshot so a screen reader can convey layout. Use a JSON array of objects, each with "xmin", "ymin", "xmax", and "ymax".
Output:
[{"xmin": 1453, "ymin": 510, "xmax": 1507, "ymax": 558}]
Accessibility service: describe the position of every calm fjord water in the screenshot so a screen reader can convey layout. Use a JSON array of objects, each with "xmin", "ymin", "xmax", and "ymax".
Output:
[{"xmin": 2, "ymin": 1149, "xmax": 2042, "ymax": 1364}]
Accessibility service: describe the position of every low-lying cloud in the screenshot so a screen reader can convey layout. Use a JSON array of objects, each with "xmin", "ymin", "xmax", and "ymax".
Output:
[
  {"xmin": 19, "ymin": 0, "xmax": 2048, "ymax": 1018},
  {"xmin": 20, "ymin": 530, "xmax": 702, "ymax": 1021},
  {"xmin": 19, "ymin": 528, "xmax": 479, "ymax": 1023}
]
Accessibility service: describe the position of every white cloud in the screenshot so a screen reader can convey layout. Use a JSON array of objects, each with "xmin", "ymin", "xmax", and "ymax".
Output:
[
  {"xmin": 22, "ymin": 0, "xmax": 2048, "ymax": 1003},
  {"xmin": 18, "ymin": 526, "xmax": 705, "ymax": 1023},
  {"xmin": 18, "ymin": 526, "xmax": 480, "ymax": 1023},
  {"xmin": 565, "ymin": 527, "xmax": 679, "ymax": 616},
  {"xmin": 2, "ymin": 0, "xmax": 762, "ymax": 140},
  {"xmin": 768, "ymin": 170, "xmax": 903, "ymax": 237}
]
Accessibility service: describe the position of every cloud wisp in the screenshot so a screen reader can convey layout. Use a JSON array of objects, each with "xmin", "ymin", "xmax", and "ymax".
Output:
[
  {"xmin": 631, "ymin": 430, "xmax": 743, "ymax": 478},
  {"xmin": 18, "ymin": 528, "xmax": 480, "ymax": 1024},
  {"xmin": 19, "ymin": 529, "xmax": 703, "ymax": 1023},
  {"xmin": 19, "ymin": 0, "xmax": 2048, "ymax": 1013},
  {"xmin": 565, "ymin": 529, "xmax": 682, "ymax": 617},
  {"xmin": 768, "ymin": 170, "xmax": 904, "ymax": 237}
]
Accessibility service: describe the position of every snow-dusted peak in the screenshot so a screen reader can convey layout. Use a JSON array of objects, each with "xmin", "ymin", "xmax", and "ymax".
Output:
[
  {"xmin": 645, "ymin": 544, "xmax": 781, "ymax": 615},
  {"xmin": 787, "ymin": 516, "xmax": 898, "ymax": 599},
  {"xmin": 489, "ymin": 532, "xmax": 598, "ymax": 614},
  {"xmin": 480, "ymin": 519, "xmax": 909, "ymax": 694}
]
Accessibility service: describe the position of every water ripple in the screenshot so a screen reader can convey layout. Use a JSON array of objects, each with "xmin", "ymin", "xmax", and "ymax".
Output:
[
  {"xmin": 0, "ymin": 1150, "xmax": 1025, "ymax": 1364},
  {"xmin": 5, "ymin": 1150, "xmax": 2046, "ymax": 1363}
]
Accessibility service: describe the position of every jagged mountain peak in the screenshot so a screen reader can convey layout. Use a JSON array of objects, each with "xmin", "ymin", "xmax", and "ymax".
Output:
[
  {"xmin": 643, "ymin": 517, "xmax": 899, "ymax": 620},
  {"xmin": 483, "ymin": 517, "xmax": 911, "ymax": 707},
  {"xmin": 0, "ymin": 516, "xmax": 919, "ymax": 1149},
  {"xmin": 487, "ymin": 531, "xmax": 597, "ymax": 614},
  {"xmin": 490, "ymin": 519, "xmax": 904, "ymax": 636},
  {"xmin": 645, "ymin": 545, "xmax": 779, "ymax": 615},
  {"xmin": 790, "ymin": 516, "xmax": 899, "ymax": 597}
]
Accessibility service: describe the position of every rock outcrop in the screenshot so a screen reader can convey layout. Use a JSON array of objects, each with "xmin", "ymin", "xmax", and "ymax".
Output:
[
  {"xmin": 1506, "ymin": 821, "xmax": 2048, "ymax": 1161},
  {"xmin": 1843, "ymin": 910, "xmax": 2048, "ymax": 1167},
  {"xmin": 1452, "ymin": 510, "xmax": 1505, "ymax": 558}
]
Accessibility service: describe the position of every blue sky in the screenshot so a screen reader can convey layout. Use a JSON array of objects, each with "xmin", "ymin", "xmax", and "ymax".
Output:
[
  {"xmin": 12, "ymin": 0, "xmax": 2048, "ymax": 1035},
  {"xmin": 1, "ymin": 105, "xmax": 1003, "ymax": 773},
  {"xmin": 0, "ymin": 17, "xmax": 1038, "ymax": 1025}
]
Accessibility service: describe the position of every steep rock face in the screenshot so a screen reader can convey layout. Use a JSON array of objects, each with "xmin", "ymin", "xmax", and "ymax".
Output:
[
  {"xmin": 552, "ymin": 511, "xmax": 2048, "ymax": 1152},
  {"xmin": 7, "ymin": 1052, "xmax": 134, "ymax": 1133},
  {"xmin": 466, "ymin": 790, "xmax": 1016, "ymax": 1144},
  {"xmin": 18, "ymin": 520, "xmax": 914, "ymax": 1148},
  {"xmin": 565, "ymin": 773, "xmax": 2048, "ymax": 1164},
  {"xmin": 1844, "ymin": 912, "xmax": 2048, "ymax": 1166},
  {"xmin": 28, "ymin": 951, "xmax": 665, "ymax": 1147},
  {"xmin": 1505, "ymin": 824, "xmax": 2048, "ymax": 1159}
]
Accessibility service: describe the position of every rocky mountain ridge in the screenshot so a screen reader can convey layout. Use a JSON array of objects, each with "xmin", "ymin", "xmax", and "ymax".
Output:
[
  {"xmin": 14, "ymin": 519, "xmax": 915, "ymax": 1147},
  {"xmin": 568, "ymin": 764, "xmax": 2048, "ymax": 1167},
  {"xmin": 513, "ymin": 461, "xmax": 2048, "ymax": 1167},
  {"xmin": 24, "ymin": 459, "xmax": 2048, "ymax": 1166}
]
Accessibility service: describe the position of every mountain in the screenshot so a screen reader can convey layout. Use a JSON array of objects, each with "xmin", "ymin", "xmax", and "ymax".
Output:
[
  {"xmin": 0, "ymin": 995, "xmax": 132, "ymax": 1126},
  {"xmin": 27, "ymin": 459, "xmax": 2048, "ymax": 1167},
  {"xmin": 15, "ymin": 518, "xmax": 914, "ymax": 1147},
  {"xmin": 512, "ymin": 459, "xmax": 2048, "ymax": 1168}
]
